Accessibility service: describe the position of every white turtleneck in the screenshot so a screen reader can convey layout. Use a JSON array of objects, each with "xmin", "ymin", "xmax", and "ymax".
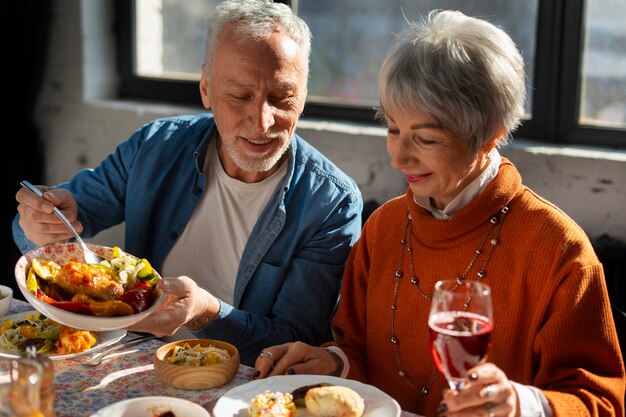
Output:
[{"xmin": 413, "ymin": 149, "xmax": 502, "ymax": 220}]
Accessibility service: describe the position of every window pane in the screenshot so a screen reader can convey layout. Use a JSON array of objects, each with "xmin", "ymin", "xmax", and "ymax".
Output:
[
  {"xmin": 298, "ymin": 0, "xmax": 538, "ymax": 114},
  {"xmin": 580, "ymin": 0, "xmax": 626, "ymax": 128},
  {"xmin": 135, "ymin": 0, "xmax": 217, "ymax": 81}
]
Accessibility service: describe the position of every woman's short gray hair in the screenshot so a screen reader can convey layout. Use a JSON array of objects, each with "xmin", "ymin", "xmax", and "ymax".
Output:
[
  {"xmin": 378, "ymin": 9, "xmax": 526, "ymax": 155},
  {"xmin": 203, "ymin": 0, "xmax": 312, "ymax": 76}
]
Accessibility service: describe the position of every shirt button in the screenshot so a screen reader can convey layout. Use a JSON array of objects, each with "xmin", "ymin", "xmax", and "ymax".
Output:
[
  {"xmin": 170, "ymin": 232, "xmax": 178, "ymax": 240},
  {"xmin": 194, "ymin": 187, "xmax": 202, "ymax": 195}
]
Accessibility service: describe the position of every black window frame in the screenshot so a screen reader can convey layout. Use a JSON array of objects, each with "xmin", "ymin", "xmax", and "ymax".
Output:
[{"xmin": 115, "ymin": 0, "xmax": 626, "ymax": 149}]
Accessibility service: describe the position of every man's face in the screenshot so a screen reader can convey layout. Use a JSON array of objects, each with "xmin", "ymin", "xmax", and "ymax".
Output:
[{"xmin": 200, "ymin": 24, "xmax": 308, "ymax": 183}]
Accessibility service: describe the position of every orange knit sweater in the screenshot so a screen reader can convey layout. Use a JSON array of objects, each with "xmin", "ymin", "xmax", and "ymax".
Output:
[{"xmin": 331, "ymin": 159, "xmax": 625, "ymax": 417}]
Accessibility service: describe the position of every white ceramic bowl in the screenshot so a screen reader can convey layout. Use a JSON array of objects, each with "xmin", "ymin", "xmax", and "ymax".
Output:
[
  {"xmin": 0, "ymin": 285, "xmax": 13, "ymax": 316},
  {"xmin": 89, "ymin": 396, "xmax": 210, "ymax": 417},
  {"xmin": 14, "ymin": 242, "xmax": 165, "ymax": 331}
]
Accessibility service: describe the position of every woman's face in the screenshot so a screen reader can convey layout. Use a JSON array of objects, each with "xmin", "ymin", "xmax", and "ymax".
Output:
[{"xmin": 384, "ymin": 107, "xmax": 488, "ymax": 210}]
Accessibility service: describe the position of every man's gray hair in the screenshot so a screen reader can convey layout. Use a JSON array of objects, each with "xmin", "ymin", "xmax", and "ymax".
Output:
[
  {"xmin": 203, "ymin": 0, "xmax": 312, "ymax": 75},
  {"xmin": 378, "ymin": 9, "xmax": 527, "ymax": 155}
]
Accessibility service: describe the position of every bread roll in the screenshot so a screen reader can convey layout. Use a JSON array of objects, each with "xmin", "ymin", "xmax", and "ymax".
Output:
[{"xmin": 304, "ymin": 386, "xmax": 365, "ymax": 417}]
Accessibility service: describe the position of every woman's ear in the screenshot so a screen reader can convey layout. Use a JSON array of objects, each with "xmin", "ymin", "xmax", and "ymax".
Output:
[
  {"xmin": 483, "ymin": 141, "xmax": 497, "ymax": 154},
  {"xmin": 483, "ymin": 128, "xmax": 505, "ymax": 153},
  {"xmin": 199, "ymin": 65, "xmax": 211, "ymax": 109}
]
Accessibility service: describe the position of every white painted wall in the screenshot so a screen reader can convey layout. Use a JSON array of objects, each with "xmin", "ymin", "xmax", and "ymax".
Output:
[{"xmin": 36, "ymin": 0, "xmax": 626, "ymax": 247}]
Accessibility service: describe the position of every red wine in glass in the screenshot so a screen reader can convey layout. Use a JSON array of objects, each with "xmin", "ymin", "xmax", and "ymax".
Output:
[
  {"xmin": 429, "ymin": 311, "xmax": 493, "ymax": 390},
  {"xmin": 428, "ymin": 280, "xmax": 493, "ymax": 391}
]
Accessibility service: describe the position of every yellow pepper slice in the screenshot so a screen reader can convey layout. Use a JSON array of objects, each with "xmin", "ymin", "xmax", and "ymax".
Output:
[
  {"xmin": 18, "ymin": 325, "xmax": 40, "ymax": 338},
  {"xmin": 0, "ymin": 319, "xmax": 12, "ymax": 333},
  {"xmin": 26, "ymin": 266, "xmax": 38, "ymax": 293},
  {"xmin": 31, "ymin": 258, "xmax": 61, "ymax": 281},
  {"xmin": 136, "ymin": 258, "xmax": 159, "ymax": 286}
]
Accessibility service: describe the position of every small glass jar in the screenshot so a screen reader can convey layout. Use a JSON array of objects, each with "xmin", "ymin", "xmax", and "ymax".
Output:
[
  {"xmin": 0, "ymin": 358, "xmax": 14, "ymax": 417},
  {"xmin": 6, "ymin": 352, "xmax": 44, "ymax": 417},
  {"xmin": 25, "ymin": 346, "xmax": 56, "ymax": 417}
]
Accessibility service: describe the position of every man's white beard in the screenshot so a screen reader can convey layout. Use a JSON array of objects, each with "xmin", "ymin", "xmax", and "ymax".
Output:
[{"xmin": 223, "ymin": 136, "xmax": 290, "ymax": 174}]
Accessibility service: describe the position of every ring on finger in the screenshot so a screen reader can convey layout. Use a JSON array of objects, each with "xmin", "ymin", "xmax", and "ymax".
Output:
[
  {"xmin": 484, "ymin": 384, "xmax": 496, "ymax": 399},
  {"xmin": 486, "ymin": 402, "xmax": 495, "ymax": 417},
  {"xmin": 258, "ymin": 350, "xmax": 274, "ymax": 362}
]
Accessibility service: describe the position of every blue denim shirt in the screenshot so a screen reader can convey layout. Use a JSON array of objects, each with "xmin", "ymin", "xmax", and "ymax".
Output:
[{"xmin": 13, "ymin": 114, "xmax": 363, "ymax": 365}]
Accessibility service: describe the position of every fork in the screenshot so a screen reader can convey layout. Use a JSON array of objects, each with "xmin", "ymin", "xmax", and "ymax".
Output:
[
  {"xmin": 83, "ymin": 333, "xmax": 159, "ymax": 366},
  {"xmin": 20, "ymin": 180, "xmax": 106, "ymax": 265}
]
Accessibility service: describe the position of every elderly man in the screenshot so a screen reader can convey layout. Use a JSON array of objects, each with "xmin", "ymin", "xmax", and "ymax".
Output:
[{"xmin": 13, "ymin": 0, "xmax": 362, "ymax": 366}]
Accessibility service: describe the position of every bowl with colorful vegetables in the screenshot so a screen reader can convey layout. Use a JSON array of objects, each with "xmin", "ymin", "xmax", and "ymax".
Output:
[{"xmin": 14, "ymin": 242, "xmax": 165, "ymax": 331}]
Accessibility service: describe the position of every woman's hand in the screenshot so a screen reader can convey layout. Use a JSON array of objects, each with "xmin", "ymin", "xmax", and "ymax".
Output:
[
  {"xmin": 16, "ymin": 185, "xmax": 82, "ymax": 245},
  {"xmin": 437, "ymin": 363, "xmax": 519, "ymax": 417},
  {"xmin": 253, "ymin": 342, "xmax": 339, "ymax": 379},
  {"xmin": 128, "ymin": 276, "xmax": 220, "ymax": 336}
]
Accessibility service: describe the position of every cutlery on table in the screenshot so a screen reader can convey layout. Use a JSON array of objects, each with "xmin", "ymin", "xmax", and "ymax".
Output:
[
  {"xmin": 19, "ymin": 180, "xmax": 106, "ymax": 265},
  {"xmin": 83, "ymin": 333, "xmax": 159, "ymax": 366}
]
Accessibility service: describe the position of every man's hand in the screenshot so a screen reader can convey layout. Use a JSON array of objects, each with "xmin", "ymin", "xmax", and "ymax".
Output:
[
  {"xmin": 16, "ymin": 185, "xmax": 81, "ymax": 245},
  {"xmin": 128, "ymin": 276, "xmax": 220, "ymax": 336}
]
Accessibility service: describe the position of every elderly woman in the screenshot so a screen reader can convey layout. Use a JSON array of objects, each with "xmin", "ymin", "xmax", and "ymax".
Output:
[{"xmin": 253, "ymin": 9, "xmax": 625, "ymax": 417}]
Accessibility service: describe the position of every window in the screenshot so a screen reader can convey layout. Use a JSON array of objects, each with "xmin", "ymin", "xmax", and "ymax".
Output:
[{"xmin": 116, "ymin": 0, "xmax": 626, "ymax": 148}]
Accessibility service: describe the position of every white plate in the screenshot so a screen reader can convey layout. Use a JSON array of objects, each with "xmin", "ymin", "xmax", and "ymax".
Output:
[
  {"xmin": 90, "ymin": 396, "xmax": 210, "ymax": 417},
  {"xmin": 213, "ymin": 375, "xmax": 401, "ymax": 417},
  {"xmin": 0, "ymin": 310, "xmax": 126, "ymax": 360},
  {"xmin": 14, "ymin": 242, "xmax": 165, "ymax": 331}
]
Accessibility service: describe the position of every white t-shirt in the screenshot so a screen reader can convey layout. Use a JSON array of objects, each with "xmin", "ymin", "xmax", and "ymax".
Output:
[{"xmin": 162, "ymin": 139, "xmax": 287, "ymax": 304}]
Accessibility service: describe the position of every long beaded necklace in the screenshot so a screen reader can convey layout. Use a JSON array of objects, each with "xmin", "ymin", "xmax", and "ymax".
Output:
[{"xmin": 390, "ymin": 205, "xmax": 509, "ymax": 394}]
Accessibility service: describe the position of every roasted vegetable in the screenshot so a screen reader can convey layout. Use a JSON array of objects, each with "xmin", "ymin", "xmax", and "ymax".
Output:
[
  {"xmin": 50, "ymin": 301, "xmax": 93, "ymax": 316},
  {"xmin": 30, "ymin": 258, "xmax": 60, "ymax": 281},
  {"xmin": 136, "ymin": 258, "xmax": 159, "ymax": 286},
  {"xmin": 26, "ymin": 266, "xmax": 39, "ymax": 293},
  {"xmin": 118, "ymin": 281, "xmax": 154, "ymax": 313},
  {"xmin": 71, "ymin": 294, "xmax": 134, "ymax": 317},
  {"xmin": 28, "ymin": 274, "xmax": 58, "ymax": 305}
]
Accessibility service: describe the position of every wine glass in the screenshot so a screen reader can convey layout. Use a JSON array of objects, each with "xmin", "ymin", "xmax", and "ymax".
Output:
[{"xmin": 428, "ymin": 279, "xmax": 493, "ymax": 391}]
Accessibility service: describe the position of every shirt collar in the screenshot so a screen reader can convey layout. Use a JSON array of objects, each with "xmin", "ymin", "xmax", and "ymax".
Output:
[{"xmin": 413, "ymin": 149, "xmax": 502, "ymax": 220}]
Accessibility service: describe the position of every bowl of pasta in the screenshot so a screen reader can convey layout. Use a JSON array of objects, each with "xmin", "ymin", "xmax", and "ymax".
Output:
[
  {"xmin": 154, "ymin": 339, "xmax": 239, "ymax": 389},
  {"xmin": 14, "ymin": 242, "xmax": 165, "ymax": 331}
]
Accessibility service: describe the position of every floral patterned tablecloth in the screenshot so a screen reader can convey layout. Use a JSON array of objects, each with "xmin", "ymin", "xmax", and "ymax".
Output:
[{"xmin": 7, "ymin": 299, "xmax": 420, "ymax": 417}]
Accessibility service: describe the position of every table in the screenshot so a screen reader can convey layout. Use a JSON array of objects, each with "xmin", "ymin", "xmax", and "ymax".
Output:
[{"xmin": 6, "ymin": 300, "xmax": 421, "ymax": 416}]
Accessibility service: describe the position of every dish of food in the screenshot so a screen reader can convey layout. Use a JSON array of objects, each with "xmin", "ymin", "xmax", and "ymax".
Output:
[
  {"xmin": 0, "ymin": 310, "xmax": 126, "ymax": 360},
  {"xmin": 14, "ymin": 242, "xmax": 165, "ymax": 331},
  {"xmin": 154, "ymin": 339, "xmax": 240, "ymax": 390},
  {"xmin": 248, "ymin": 391, "xmax": 295, "ymax": 417},
  {"xmin": 212, "ymin": 375, "xmax": 401, "ymax": 417},
  {"xmin": 165, "ymin": 341, "xmax": 232, "ymax": 366},
  {"xmin": 89, "ymin": 396, "xmax": 210, "ymax": 417}
]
